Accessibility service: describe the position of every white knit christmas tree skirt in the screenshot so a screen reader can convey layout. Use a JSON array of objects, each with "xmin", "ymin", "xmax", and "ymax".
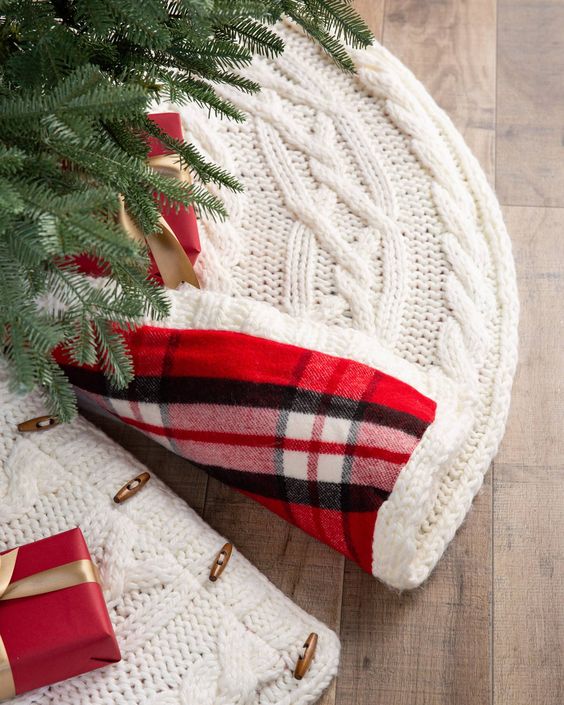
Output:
[
  {"xmin": 64, "ymin": 21, "xmax": 518, "ymax": 590},
  {"xmin": 164, "ymin": 22, "xmax": 518, "ymax": 588},
  {"xmin": 0, "ymin": 367, "xmax": 340, "ymax": 705}
]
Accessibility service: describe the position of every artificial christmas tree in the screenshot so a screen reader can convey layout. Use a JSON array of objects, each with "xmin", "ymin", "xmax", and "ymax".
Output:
[{"xmin": 0, "ymin": 0, "xmax": 373, "ymax": 419}]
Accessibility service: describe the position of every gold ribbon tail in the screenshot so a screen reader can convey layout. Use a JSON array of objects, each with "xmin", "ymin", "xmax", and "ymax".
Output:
[
  {"xmin": 119, "ymin": 151, "xmax": 200, "ymax": 290},
  {"xmin": 0, "ymin": 635, "xmax": 15, "ymax": 701},
  {"xmin": 0, "ymin": 551, "xmax": 17, "ymax": 601},
  {"xmin": 0, "ymin": 550, "xmax": 19, "ymax": 699}
]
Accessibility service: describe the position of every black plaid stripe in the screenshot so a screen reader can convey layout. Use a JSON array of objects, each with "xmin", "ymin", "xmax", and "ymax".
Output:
[
  {"xmin": 63, "ymin": 367, "xmax": 430, "ymax": 438},
  {"xmin": 340, "ymin": 373, "xmax": 383, "ymax": 565},
  {"xmin": 273, "ymin": 350, "xmax": 312, "ymax": 524},
  {"xmin": 303, "ymin": 357, "xmax": 350, "ymax": 547},
  {"xmin": 160, "ymin": 330, "xmax": 182, "ymax": 452},
  {"xmin": 193, "ymin": 462, "xmax": 390, "ymax": 511}
]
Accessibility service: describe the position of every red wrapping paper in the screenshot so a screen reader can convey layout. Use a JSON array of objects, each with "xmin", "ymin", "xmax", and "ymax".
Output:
[
  {"xmin": 147, "ymin": 111, "xmax": 201, "ymax": 267},
  {"xmin": 0, "ymin": 528, "xmax": 120, "ymax": 696},
  {"xmin": 76, "ymin": 111, "xmax": 200, "ymax": 280}
]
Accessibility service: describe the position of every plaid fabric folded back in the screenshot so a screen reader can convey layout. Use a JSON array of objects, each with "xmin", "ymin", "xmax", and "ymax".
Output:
[{"xmin": 62, "ymin": 328, "xmax": 436, "ymax": 574}]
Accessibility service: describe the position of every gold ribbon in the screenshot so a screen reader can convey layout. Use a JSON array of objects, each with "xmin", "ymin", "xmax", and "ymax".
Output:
[
  {"xmin": 0, "ymin": 634, "xmax": 13, "ymax": 702},
  {"xmin": 0, "ymin": 548, "xmax": 100, "ymax": 700},
  {"xmin": 119, "ymin": 152, "xmax": 200, "ymax": 290}
]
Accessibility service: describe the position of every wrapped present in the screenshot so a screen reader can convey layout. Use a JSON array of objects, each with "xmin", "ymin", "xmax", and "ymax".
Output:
[
  {"xmin": 77, "ymin": 111, "xmax": 200, "ymax": 289},
  {"xmin": 0, "ymin": 528, "xmax": 120, "ymax": 699},
  {"xmin": 147, "ymin": 112, "xmax": 201, "ymax": 266}
]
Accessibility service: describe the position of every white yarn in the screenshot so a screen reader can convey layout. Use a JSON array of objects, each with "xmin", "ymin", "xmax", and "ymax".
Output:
[
  {"xmin": 153, "ymin": 21, "xmax": 518, "ymax": 589},
  {"xmin": 0, "ymin": 366, "xmax": 340, "ymax": 705}
]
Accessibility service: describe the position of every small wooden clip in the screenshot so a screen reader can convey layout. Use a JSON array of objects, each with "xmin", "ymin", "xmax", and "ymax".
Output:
[
  {"xmin": 294, "ymin": 633, "xmax": 318, "ymax": 680},
  {"xmin": 17, "ymin": 415, "xmax": 59, "ymax": 433},
  {"xmin": 209, "ymin": 543, "xmax": 233, "ymax": 582},
  {"xmin": 113, "ymin": 472, "xmax": 151, "ymax": 504}
]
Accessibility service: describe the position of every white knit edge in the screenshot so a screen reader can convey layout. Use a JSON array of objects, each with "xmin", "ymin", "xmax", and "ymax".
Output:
[
  {"xmin": 353, "ymin": 43, "xmax": 519, "ymax": 588},
  {"xmin": 0, "ymin": 368, "xmax": 340, "ymax": 705}
]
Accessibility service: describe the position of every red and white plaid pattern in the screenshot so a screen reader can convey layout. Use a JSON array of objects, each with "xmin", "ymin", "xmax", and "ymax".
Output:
[{"xmin": 61, "ymin": 328, "xmax": 436, "ymax": 573}]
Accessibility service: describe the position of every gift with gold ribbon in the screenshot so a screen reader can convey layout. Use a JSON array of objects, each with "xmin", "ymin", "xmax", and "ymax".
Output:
[
  {"xmin": 77, "ymin": 111, "xmax": 201, "ymax": 290},
  {"xmin": 0, "ymin": 528, "xmax": 120, "ymax": 700}
]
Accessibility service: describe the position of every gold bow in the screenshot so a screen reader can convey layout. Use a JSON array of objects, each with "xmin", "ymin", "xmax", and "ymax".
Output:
[
  {"xmin": 0, "ymin": 548, "xmax": 100, "ymax": 700},
  {"xmin": 119, "ymin": 152, "xmax": 200, "ymax": 290}
]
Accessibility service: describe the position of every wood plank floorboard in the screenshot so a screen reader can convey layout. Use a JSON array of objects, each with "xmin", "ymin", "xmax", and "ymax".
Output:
[
  {"xmin": 497, "ymin": 0, "xmax": 564, "ymax": 207},
  {"xmin": 494, "ymin": 205, "xmax": 564, "ymax": 705}
]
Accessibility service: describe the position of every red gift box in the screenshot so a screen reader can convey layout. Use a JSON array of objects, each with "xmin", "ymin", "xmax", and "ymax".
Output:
[
  {"xmin": 76, "ymin": 111, "xmax": 200, "ymax": 287},
  {"xmin": 147, "ymin": 112, "xmax": 201, "ymax": 268},
  {"xmin": 0, "ymin": 528, "xmax": 120, "ymax": 699}
]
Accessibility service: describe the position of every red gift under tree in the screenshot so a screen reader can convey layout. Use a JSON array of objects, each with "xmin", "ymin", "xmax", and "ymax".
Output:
[{"xmin": 0, "ymin": 528, "xmax": 120, "ymax": 699}]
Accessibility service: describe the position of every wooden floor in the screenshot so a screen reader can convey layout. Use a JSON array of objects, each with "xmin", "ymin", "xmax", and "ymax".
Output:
[{"xmin": 83, "ymin": 2, "xmax": 564, "ymax": 703}]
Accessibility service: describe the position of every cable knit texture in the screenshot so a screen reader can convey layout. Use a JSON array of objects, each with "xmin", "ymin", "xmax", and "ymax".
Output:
[
  {"xmin": 0, "ymin": 365, "xmax": 340, "ymax": 705},
  {"xmin": 59, "ymin": 21, "xmax": 517, "ymax": 590},
  {"xmin": 154, "ymin": 21, "xmax": 519, "ymax": 589}
]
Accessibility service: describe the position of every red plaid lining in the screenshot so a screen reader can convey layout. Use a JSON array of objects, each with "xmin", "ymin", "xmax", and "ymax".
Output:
[{"xmin": 60, "ymin": 328, "xmax": 436, "ymax": 573}]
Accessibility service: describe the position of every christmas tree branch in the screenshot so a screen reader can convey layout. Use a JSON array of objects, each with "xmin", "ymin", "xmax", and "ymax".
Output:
[{"xmin": 0, "ymin": 0, "xmax": 373, "ymax": 419}]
